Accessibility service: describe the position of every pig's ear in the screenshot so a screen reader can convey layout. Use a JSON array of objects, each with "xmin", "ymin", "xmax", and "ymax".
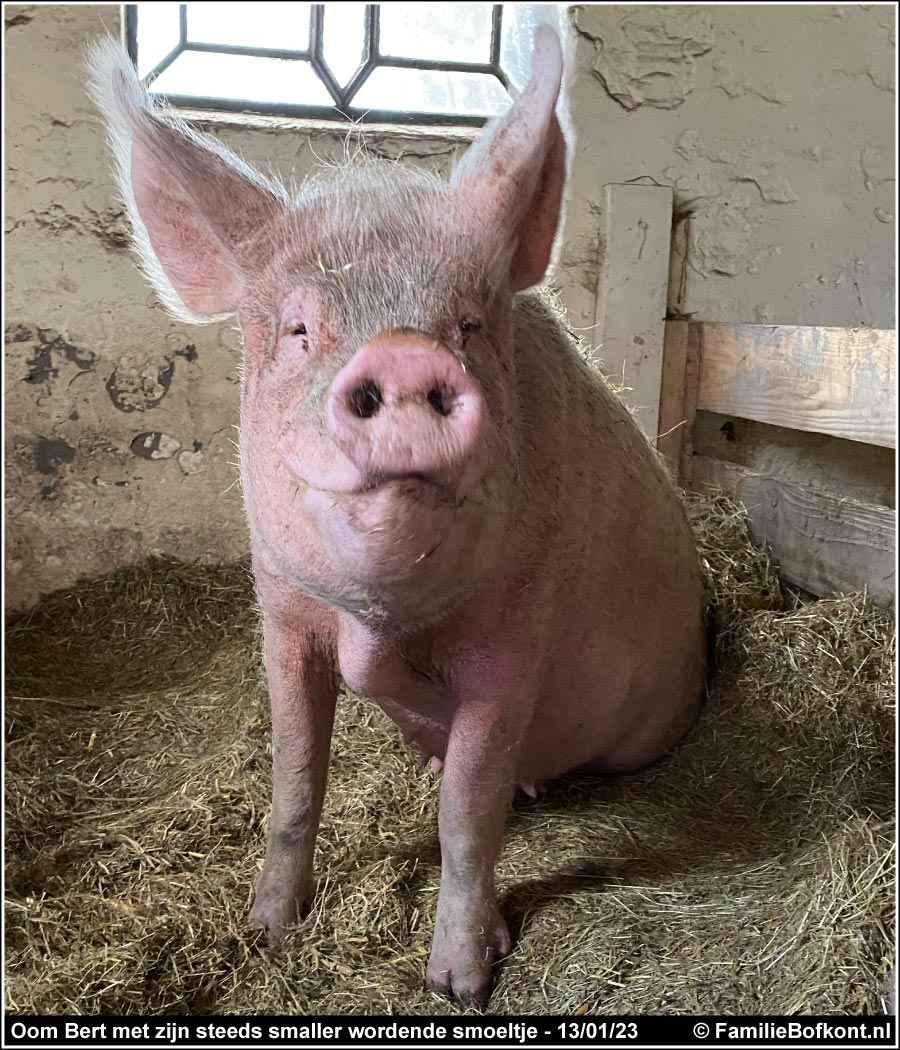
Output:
[
  {"xmin": 85, "ymin": 39, "xmax": 288, "ymax": 322},
  {"xmin": 451, "ymin": 25, "xmax": 567, "ymax": 292}
]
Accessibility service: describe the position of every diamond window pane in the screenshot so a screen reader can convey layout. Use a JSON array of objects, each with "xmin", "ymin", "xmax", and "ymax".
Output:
[
  {"xmin": 150, "ymin": 51, "xmax": 332, "ymax": 107},
  {"xmin": 322, "ymin": 2, "xmax": 367, "ymax": 88},
  {"xmin": 353, "ymin": 67, "xmax": 508, "ymax": 118},
  {"xmin": 185, "ymin": 3, "xmax": 311, "ymax": 51},
  {"xmin": 130, "ymin": 3, "xmax": 551, "ymax": 123},
  {"xmin": 135, "ymin": 2, "xmax": 181, "ymax": 78},
  {"xmin": 378, "ymin": 4, "xmax": 493, "ymax": 63}
]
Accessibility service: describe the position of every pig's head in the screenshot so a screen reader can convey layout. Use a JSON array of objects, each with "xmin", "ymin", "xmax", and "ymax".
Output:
[{"xmin": 87, "ymin": 28, "xmax": 567, "ymax": 627}]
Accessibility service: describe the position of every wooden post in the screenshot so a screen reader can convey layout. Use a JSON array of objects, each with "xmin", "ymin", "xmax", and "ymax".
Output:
[
  {"xmin": 679, "ymin": 323, "xmax": 703, "ymax": 489},
  {"xmin": 594, "ymin": 183, "xmax": 674, "ymax": 443},
  {"xmin": 657, "ymin": 320, "xmax": 688, "ymax": 479},
  {"xmin": 657, "ymin": 321, "xmax": 702, "ymax": 487}
]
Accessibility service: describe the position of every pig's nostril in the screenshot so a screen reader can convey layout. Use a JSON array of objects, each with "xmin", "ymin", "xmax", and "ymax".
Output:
[
  {"xmin": 426, "ymin": 385, "xmax": 454, "ymax": 417},
  {"xmin": 350, "ymin": 379, "xmax": 383, "ymax": 419}
]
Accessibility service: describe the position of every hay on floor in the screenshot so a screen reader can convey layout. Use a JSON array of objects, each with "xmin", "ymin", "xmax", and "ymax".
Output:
[{"xmin": 4, "ymin": 496, "xmax": 895, "ymax": 1015}]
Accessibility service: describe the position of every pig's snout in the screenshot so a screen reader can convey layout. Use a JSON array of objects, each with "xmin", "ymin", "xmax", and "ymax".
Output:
[{"xmin": 324, "ymin": 332, "xmax": 485, "ymax": 487}]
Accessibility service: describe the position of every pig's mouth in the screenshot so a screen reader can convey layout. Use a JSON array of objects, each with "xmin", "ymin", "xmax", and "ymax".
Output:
[
  {"xmin": 278, "ymin": 326, "xmax": 489, "ymax": 507},
  {"xmin": 334, "ymin": 472, "xmax": 459, "ymax": 502},
  {"xmin": 260, "ymin": 418, "xmax": 501, "ymax": 618},
  {"xmin": 295, "ymin": 460, "xmax": 467, "ymax": 507},
  {"xmin": 301, "ymin": 470, "xmax": 482, "ymax": 595},
  {"xmin": 276, "ymin": 404, "xmax": 492, "ymax": 597},
  {"xmin": 305, "ymin": 471, "xmax": 468, "ymax": 521},
  {"xmin": 278, "ymin": 420, "xmax": 482, "ymax": 503}
]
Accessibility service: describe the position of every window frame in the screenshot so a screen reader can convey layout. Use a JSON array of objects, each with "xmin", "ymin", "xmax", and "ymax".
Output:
[{"xmin": 125, "ymin": 3, "xmax": 511, "ymax": 126}]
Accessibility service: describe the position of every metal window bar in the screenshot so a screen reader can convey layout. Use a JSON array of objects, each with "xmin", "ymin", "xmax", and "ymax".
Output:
[{"xmin": 125, "ymin": 4, "xmax": 508, "ymax": 126}]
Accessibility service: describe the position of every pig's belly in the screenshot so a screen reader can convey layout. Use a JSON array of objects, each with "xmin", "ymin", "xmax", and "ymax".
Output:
[
  {"xmin": 376, "ymin": 696, "xmax": 453, "ymax": 766},
  {"xmin": 376, "ymin": 689, "xmax": 549, "ymax": 794},
  {"xmin": 518, "ymin": 606, "xmax": 705, "ymax": 784},
  {"xmin": 365, "ymin": 595, "xmax": 704, "ymax": 790},
  {"xmin": 372, "ymin": 655, "xmax": 701, "ymax": 789},
  {"xmin": 377, "ymin": 696, "xmax": 546, "ymax": 795},
  {"xmin": 374, "ymin": 676, "xmax": 694, "ymax": 794}
]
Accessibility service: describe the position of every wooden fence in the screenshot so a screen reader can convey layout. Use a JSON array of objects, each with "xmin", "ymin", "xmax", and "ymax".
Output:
[
  {"xmin": 593, "ymin": 182, "xmax": 895, "ymax": 607},
  {"xmin": 660, "ymin": 322, "xmax": 896, "ymax": 607}
]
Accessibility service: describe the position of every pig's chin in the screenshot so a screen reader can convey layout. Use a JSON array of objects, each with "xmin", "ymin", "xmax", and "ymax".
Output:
[{"xmin": 304, "ymin": 476, "xmax": 475, "ymax": 611}]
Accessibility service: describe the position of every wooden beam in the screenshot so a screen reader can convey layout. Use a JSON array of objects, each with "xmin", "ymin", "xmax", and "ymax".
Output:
[
  {"xmin": 695, "ymin": 323, "xmax": 896, "ymax": 448},
  {"xmin": 657, "ymin": 320, "xmax": 703, "ymax": 487},
  {"xmin": 657, "ymin": 320, "xmax": 688, "ymax": 478},
  {"xmin": 595, "ymin": 183, "xmax": 674, "ymax": 443},
  {"xmin": 680, "ymin": 324, "xmax": 703, "ymax": 488},
  {"xmin": 691, "ymin": 455, "xmax": 895, "ymax": 607}
]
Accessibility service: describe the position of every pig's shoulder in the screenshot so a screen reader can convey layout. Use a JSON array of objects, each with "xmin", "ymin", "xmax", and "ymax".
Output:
[
  {"xmin": 512, "ymin": 289, "xmax": 618, "ymax": 396},
  {"xmin": 512, "ymin": 288, "xmax": 570, "ymax": 342},
  {"xmin": 512, "ymin": 288, "xmax": 596, "ymax": 369}
]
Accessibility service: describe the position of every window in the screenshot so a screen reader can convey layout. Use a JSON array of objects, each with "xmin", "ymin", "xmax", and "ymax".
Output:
[{"xmin": 126, "ymin": 3, "xmax": 560, "ymax": 125}]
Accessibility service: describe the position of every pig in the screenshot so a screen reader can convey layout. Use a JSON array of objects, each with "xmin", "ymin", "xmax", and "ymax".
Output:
[{"xmin": 87, "ymin": 26, "xmax": 706, "ymax": 1007}]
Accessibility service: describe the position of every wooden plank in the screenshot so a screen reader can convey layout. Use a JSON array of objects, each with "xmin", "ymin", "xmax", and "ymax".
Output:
[
  {"xmin": 679, "ymin": 323, "xmax": 703, "ymax": 489},
  {"xmin": 691, "ymin": 455, "xmax": 895, "ymax": 607},
  {"xmin": 595, "ymin": 183, "xmax": 674, "ymax": 443},
  {"xmin": 695, "ymin": 323, "xmax": 896, "ymax": 448},
  {"xmin": 657, "ymin": 320, "xmax": 688, "ymax": 478},
  {"xmin": 657, "ymin": 320, "xmax": 702, "ymax": 487}
]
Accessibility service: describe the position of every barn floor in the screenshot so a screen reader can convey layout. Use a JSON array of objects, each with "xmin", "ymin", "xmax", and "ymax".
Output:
[{"xmin": 4, "ymin": 498, "xmax": 894, "ymax": 1016}]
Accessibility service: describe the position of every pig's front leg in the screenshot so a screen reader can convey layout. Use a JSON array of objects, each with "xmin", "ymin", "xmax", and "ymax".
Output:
[
  {"xmin": 249, "ymin": 566, "xmax": 338, "ymax": 946},
  {"xmin": 425, "ymin": 646, "xmax": 535, "ymax": 1007}
]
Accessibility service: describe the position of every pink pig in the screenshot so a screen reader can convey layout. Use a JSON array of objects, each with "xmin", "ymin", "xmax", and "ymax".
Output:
[{"xmin": 88, "ymin": 28, "xmax": 706, "ymax": 1007}]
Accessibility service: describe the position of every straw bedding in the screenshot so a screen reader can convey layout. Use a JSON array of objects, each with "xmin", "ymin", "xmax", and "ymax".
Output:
[{"xmin": 5, "ymin": 496, "xmax": 894, "ymax": 1015}]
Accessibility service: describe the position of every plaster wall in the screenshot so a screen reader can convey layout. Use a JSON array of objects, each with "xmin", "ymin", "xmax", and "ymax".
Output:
[
  {"xmin": 559, "ymin": 3, "xmax": 896, "ymax": 332},
  {"xmin": 5, "ymin": 4, "xmax": 896, "ymax": 611},
  {"xmin": 552, "ymin": 3, "xmax": 896, "ymax": 525},
  {"xmin": 5, "ymin": 4, "xmax": 472, "ymax": 610}
]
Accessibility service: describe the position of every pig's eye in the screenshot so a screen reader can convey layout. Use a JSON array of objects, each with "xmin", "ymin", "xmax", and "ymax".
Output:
[
  {"xmin": 290, "ymin": 323, "xmax": 307, "ymax": 336},
  {"xmin": 459, "ymin": 318, "xmax": 481, "ymax": 346}
]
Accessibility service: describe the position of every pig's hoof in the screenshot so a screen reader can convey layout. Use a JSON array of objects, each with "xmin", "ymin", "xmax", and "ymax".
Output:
[
  {"xmin": 248, "ymin": 893, "xmax": 311, "ymax": 948},
  {"xmin": 518, "ymin": 780, "xmax": 546, "ymax": 800},
  {"xmin": 248, "ymin": 870, "xmax": 313, "ymax": 948},
  {"xmin": 425, "ymin": 911, "xmax": 511, "ymax": 1009}
]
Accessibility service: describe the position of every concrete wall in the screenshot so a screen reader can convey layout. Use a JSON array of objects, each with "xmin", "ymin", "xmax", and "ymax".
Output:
[{"xmin": 5, "ymin": 4, "xmax": 896, "ymax": 611}]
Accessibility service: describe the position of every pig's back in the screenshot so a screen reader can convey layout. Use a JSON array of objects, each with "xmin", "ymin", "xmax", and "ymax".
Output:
[{"xmin": 510, "ymin": 293, "xmax": 706, "ymax": 782}]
